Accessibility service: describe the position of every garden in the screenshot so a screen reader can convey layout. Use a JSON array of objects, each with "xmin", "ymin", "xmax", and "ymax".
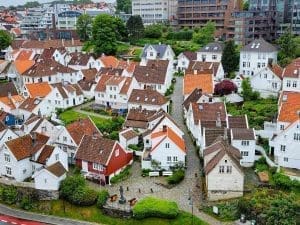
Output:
[
  {"xmin": 226, "ymin": 97, "xmax": 278, "ymax": 129},
  {"xmin": 58, "ymin": 109, "xmax": 124, "ymax": 140}
]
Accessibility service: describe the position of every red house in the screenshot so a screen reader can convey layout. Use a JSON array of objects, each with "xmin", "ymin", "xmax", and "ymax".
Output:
[{"xmin": 75, "ymin": 135, "xmax": 133, "ymax": 185}]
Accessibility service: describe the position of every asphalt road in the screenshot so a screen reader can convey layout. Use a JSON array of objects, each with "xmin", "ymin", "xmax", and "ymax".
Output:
[{"xmin": 0, "ymin": 214, "xmax": 47, "ymax": 225}]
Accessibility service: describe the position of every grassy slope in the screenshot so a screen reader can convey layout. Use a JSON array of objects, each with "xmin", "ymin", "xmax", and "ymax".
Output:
[{"xmin": 34, "ymin": 200, "xmax": 208, "ymax": 225}]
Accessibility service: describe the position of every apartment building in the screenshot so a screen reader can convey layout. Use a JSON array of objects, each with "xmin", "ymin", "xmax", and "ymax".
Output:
[
  {"xmin": 177, "ymin": 0, "xmax": 242, "ymax": 39},
  {"xmin": 277, "ymin": 0, "xmax": 300, "ymax": 36},
  {"xmin": 57, "ymin": 10, "xmax": 82, "ymax": 30},
  {"xmin": 132, "ymin": 0, "xmax": 177, "ymax": 25}
]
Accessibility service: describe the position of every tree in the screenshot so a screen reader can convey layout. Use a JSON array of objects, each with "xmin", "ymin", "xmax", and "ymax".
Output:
[
  {"xmin": 92, "ymin": 14, "xmax": 119, "ymax": 55},
  {"xmin": 241, "ymin": 78, "xmax": 260, "ymax": 101},
  {"xmin": 144, "ymin": 24, "xmax": 163, "ymax": 39},
  {"xmin": 0, "ymin": 30, "xmax": 12, "ymax": 51},
  {"xmin": 115, "ymin": 17, "xmax": 128, "ymax": 41},
  {"xmin": 243, "ymin": 1, "xmax": 249, "ymax": 10},
  {"xmin": 192, "ymin": 21, "xmax": 215, "ymax": 46},
  {"xmin": 214, "ymin": 80, "xmax": 237, "ymax": 96},
  {"xmin": 76, "ymin": 14, "xmax": 92, "ymax": 41},
  {"xmin": 221, "ymin": 40, "xmax": 239, "ymax": 75},
  {"xmin": 126, "ymin": 15, "xmax": 144, "ymax": 41},
  {"xmin": 116, "ymin": 0, "xmax": 132, "ymax": 14},
  {"xmin": 24, "ymin": 1, "xmax": 40, "ymax": 8},
  {"xmin": 277, "ymin": 28, "xmax": 297, "ymax": 67}
]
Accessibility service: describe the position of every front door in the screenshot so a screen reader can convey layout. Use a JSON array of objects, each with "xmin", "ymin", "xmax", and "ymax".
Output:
[{"xmin": 82, "ymin": 161, "xmax": 88, "ymax": 172}]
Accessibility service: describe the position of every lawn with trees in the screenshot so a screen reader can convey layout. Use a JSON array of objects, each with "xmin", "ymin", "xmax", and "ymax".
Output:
[{"xmin": 0, "ymin": 30, "xmax": 12, "ymax": 50}]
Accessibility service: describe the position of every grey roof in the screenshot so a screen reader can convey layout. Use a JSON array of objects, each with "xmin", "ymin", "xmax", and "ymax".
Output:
[
  {"xmin": 142, "ymin": 44, "xmax": 169, "ymax": 58},
  {"xmin": 198, "ymin": 42, "xmax": 224, "ymax": 53},
  {"xmin": 241, "ymin": 38, "xmax": 277, "ymax": 52}
]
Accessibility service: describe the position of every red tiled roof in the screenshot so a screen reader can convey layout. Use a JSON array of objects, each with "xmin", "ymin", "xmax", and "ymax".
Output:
[
  {"xmin": 184, "ymin": 73, "xmax": 214, "ymax": 95},
  {"xmin": 25, "ymin": 82, "xmax": 52, "ymax": 98},
  {"xmin": 128, "ymin": 89, "xmax": 167, "ymax": 106},
  {"xmin": 278, "ymin": 91, "xmax": 300, "ymax": 123},
  {"xmin": 66, "ymin": 117, "xmax": 102, "ymax": 145},
  {"xmin": 282, "ymin": 58, "xmax": 300, "ymax": 78}
]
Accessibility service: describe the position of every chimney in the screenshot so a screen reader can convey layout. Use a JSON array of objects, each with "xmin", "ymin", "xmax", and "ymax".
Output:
[
  {"xmin": 223, "ymin": 128, "xmax": 228, "ymax": 141},
  {"xmin": 72, "ymin": 38, "xmax": 74, "ymax": 45},
  {"xmin": 92, "ymin": 131, "xmax": 98, "ymax": 139},
  {"xmin": 32, "ymin": 132, "xmax": 37, "ymax": 146},
  {"xmin": 216, "ymin": 112, "xmax": 221, "ymax": 127},
  {"xmin": 62, "ymin": 39, "xmax": 64, "ymax": 47},
  {"xmin": 162, "ymin": 125, "xmax": 167, "ymax": 132},
  {"xmin": 8, "ymin": 92, "xmax": 11, "ymax": 99},
  {"xmin": 194, "ymin": 70, "xmax": 197, "ymax": 75}
]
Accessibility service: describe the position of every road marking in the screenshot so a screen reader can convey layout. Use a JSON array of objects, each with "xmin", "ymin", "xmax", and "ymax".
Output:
[
  {"xmin": 11, "ymin": 222, "xmax": 18, "ymax": 225},
  {"xmin": 1, "ymin": 220, "xmax": 7, "ymax": 222}
]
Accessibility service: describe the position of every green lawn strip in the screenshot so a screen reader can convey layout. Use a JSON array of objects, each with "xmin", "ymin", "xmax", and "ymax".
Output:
[{"xmin": 31, "ymin": 200, "xmax": 208, "ymax": 225}]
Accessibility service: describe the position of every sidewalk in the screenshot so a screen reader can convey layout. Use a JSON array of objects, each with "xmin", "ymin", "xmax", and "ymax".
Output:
[{"xmin": 0, "ymin": 203, "xmax": 99, "ymax": 225}]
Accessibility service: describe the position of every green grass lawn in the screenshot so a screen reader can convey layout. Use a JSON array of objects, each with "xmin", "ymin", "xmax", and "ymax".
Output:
[
  {"xmin": 58, "ymin": 110, "xmax": 124, "ymax": 134},
  {"xmin": 34, "ymin": 200, "xmax": 208, "ymax": 225}
]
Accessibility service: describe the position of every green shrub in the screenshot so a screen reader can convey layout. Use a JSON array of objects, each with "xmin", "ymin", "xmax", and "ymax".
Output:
[
  {"xmin": 108, "ymin": 131, "xmax": 119, "ymax": 140},
  {"xmin": 272, "ymin": 173, "xmax": 300, "ymax": 191},
  {"xmin": 96, "ymin": 190, "xmax": 110, "ymax": 208},
  {"xmin": 110, "ymin": 166, "xmax": 131, "ymax": 184},
  {"xmin": 167, "ymin": 169, "xmax": 185, "ymax": 185},
  {"xmin": 70, "ymin": 187, "xmax": 98, "ymax": 206},
  {"xmin": 141, "ymin": 169, "xmax": 151, "ymax": 177},
  {"xmin": 59, "ymin": 175, "xmax": 86, "ymax": 200},
  {"xmin": 2, "ymin": 186, "xmax": 18, "ymax": 205},
  {"xmin": 20, "ymin": 195, "xmax": 34, "ymax": 210},
  {"xmin": 133, "ymin": 197, "xmax": 179, "ymax": 219}
]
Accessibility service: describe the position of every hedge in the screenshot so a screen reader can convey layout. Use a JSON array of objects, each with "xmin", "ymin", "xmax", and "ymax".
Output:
[
  {"xmin": 110, "ymin": 166, "xmax": 131, "ymax": 184},
  {"xmin": 70, "ymin": 187, "xmax": 98, "ymax": 206},
  {"xmin": 96, "ymin": 190, "xmax": 110, "ymax": 208},
  {"xmin": 1, "ymin": 186, "xmax": 18, "ymax": 205},
  {"xmin": 167, "ymin": 169, "xmax": 185, "ymax": 184},
  {"xmin": 133, "ymin": 197, "xmax": 179, "ymax": 219}
]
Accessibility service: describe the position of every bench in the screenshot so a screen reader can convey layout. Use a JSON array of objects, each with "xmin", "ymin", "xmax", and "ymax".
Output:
[
  {"xmin": 128, "ymin": 198, "xmax": 137, "ymax": 207},
  {"xmin": 110, "ymin": 194, "xmax": 118, "ymax": 202},
  {"xmin": 162, "ymin": 171, "xmax": 173, "ymax": 176},
  {"xmin": 149, "ymin": 172, "xmax": 159, "ymax": 177}
]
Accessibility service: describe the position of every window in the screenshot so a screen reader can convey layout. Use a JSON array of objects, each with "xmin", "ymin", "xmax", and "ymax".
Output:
[
  {"xmin": 262, "ymin": 63, "xmax": 265, "ymax": 67},
  {"xmin": 113, "ymin": 87, "xmax": 116, "ymax": 91},
  {"xmin": 63, "ymin": 146, "xmax": 67, "ymax": 151},
  {"xmin": 56, "ymin": 93, "xmax": 59, "ymax": 97},
  {"xmin": 167, "ymin": 156, "xmax": 172, "ymax": 162},
  {"xmin": 264, "ymin": 74, "xmax": 267, "ymax": 79},
  {"xmin": 292, "ymin": 81, "xmax": 297, "ymax": 88},
  {"xmin": 4, "ymin": 154, "xmax": 10, "ymax": 162},
  {"xmin": 284, "ymin": 157, "xmax": 288, "ymax": 162},
  {"xmin": 6, "ymin": 167, "xmax": 11, "ymax": 175},
  {"xmin": 294, "ymin": 133, "xmax": 300, "ymax": 141},
  {"xmin": 257, "ymin": 63, "xmax": 261, "ymax": 68},
  {"xmin": 212, "ymin": 55, "xmax": 217, "ymax": 60},
  {"xmin": 165, "ymin": 143, "xmax": 170, "ymax": 148},
  {"xmin": 241, "ymin": 151, "xmax": 249, "ymax": 156},
  {"xmin": 173, "ymin": 156, "xmax": 178, "ymax": 162},
  {"xmin": 150, "ymin": 52, "xmax": 153, "ymax": 57},
  {"xmin": 101, "ymin": 94, "xmax": 104, "ymax": 98},
  {"xmin": 110, "ymin": 87, "xmax": 112, "ymax": 91},
  {"xmin": 44, "ymin": 179, "xmax": 47, "ymax": 184},
  {"xmin": 243, "ymin": 62, "xmax": 246, "ymax": 68},
  {"xmin": 241, "ymin": 141, "xmax": 249, "ymax": 146},
  {"xmin": 226, "ymin": 166, "xmax": 232, "ymax": 173},
  {"xmin": 280, "ymin": 145, "xmax": 286, "ymax": 152},
  {"xmin": 280, "ymin": 125, "xmax": 284, "ymax": 130},
  {"xmin": 219, "ymin": 166, "xmax": 225, "ymax": 173},
  {"xmin": 287, "ymin": 80, "xmax": 291, "ymax": 87},
  {"xmin": 93, "ymin": 163, "xmax": 103, "ymax": 171},
  {"xmin": 146, "ymin": 139, "xmax": 149, "ymax": 144},
  {"xmin": 32, "ymin": 165, "xmax": 35, "ymax": 171},
  {"xmin": 115, "ymin": 149, "xmax": 119, "ymax": 157},
  {"xmin": 272, "ymin": 82, "xmax": 277, "ymax": 89},
  {"xmin": 55, "ymin": 154, "xmax": 59, "ymax": 161},
  {"xmin": 63, "ymin": 136, "xmax": 67, "ymax": 142}
]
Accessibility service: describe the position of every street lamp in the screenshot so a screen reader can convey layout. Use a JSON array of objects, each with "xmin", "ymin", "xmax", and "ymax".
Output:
[{"xmin": 188, "ymin": 189, "xmax": 194, "ymax": 225}]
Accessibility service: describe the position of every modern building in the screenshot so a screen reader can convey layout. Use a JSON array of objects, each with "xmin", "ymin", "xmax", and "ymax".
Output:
[
  {"xmin": 132, "ymin": 0, "xmax": 177, "ymax": 25},
  {"xmin": 20, "ymin": 7, "xmax": 54, "ymax": 32},
  {"xmin": 177, "ymin": 0, "xmax": 242, "ymax": 39},
  {"xmin": 57, "ymin": 10, "xmax": 82, "ymax": 30},
  {"xmin": 277, "ymin": 0, "xmax": 300, "ymax": 36}
]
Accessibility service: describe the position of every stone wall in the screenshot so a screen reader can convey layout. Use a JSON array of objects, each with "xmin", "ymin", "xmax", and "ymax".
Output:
[
  {"xmin": 102, "ymin": 205, "xmax": 133, "ymax": 218},
  {"xmin": 0, "ymin": 177, "xmax": 59, "ymax": 200}
]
